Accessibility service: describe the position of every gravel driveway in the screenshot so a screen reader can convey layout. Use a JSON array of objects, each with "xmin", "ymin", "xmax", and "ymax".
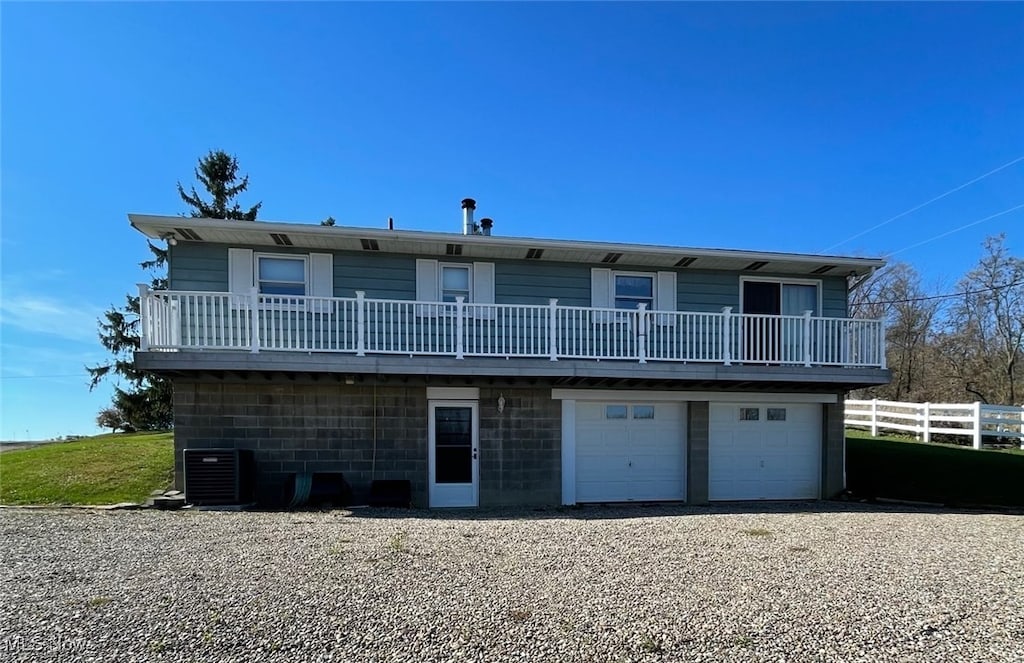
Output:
[{"xmin": 2, "ymin": 504, "xmax": 1022, "ymax": 662}]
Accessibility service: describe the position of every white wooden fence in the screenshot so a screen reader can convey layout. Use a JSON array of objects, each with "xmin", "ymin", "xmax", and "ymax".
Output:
[{"xmin": 845, "ymin": 399, "xmax": 1024, "ymax": 449}]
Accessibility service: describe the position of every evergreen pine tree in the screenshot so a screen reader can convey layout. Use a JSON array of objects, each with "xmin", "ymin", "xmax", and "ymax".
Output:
[{"xmin": 87, "ymin": 151, "xmax": 261, "ymax": 430}]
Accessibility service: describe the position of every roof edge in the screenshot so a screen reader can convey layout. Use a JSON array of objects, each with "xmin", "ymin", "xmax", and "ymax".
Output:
[{"xmin": 128, "ymin": 213, "xmax": 886, "ymax": 270}]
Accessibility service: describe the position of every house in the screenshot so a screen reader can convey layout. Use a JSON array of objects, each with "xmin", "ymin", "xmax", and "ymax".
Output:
[{"xmin": 130, "ymin": 200, "xmax": 889, "ymax": 507}]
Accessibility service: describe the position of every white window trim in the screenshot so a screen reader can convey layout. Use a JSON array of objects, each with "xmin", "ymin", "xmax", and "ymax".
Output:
[
  {"xmin": 439, "ymin": 262, "xmax": 473, "ymax": 303},
  {"xmin": 253, "ymin": 253, "xmax": 310, "ymax": 313},
  {"xmin": 738, "ymin": 276, "xmax": 823, "ymax": 316},
  {"xmin": 255, "ymin": 252, "xmax": 309, "ymax": 295},
  {"xmin": 612, "ymin": 270, "xmax": 657, "ymax": 310}
]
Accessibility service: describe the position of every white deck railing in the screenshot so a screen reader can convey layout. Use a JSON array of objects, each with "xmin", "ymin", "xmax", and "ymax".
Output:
[
  {"xmin": 138, "ymin": 285, "xmax": 886, "ymax": 368},
  {"xmin": 845, "ymin": 399, "xmax": 1024, "ymax": 449}
]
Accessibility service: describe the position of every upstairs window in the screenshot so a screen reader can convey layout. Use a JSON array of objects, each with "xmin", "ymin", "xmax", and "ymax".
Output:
[
  {"xmin": 441, "ymin": 265, "xmax": 472, "ymax": 302},
  {"xmin": 257, "ymin": 255, "xmax": 307, "ymax": 295},
  {"xmin": 614, "ymin": 274, "xmax": 654, "ymax": 310}
]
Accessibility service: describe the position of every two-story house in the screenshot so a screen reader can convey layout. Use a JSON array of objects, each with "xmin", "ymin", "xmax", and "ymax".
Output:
[{"xmin": 131, "ymin": 200, "xmax": 888, "ymax": 507}]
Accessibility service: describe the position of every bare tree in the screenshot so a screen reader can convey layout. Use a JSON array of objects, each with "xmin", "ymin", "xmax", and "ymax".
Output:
[
  {"xmin": 937, "ymin": 235, "xmax": 1024, "ymax": 404},
  {"xmin": 850, "ymin": 263, "xmax": 940, "ymax": 401}
]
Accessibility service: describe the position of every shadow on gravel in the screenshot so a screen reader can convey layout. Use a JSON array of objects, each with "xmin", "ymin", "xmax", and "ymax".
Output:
[{"xmin": 327, "ymin": 500, "xmax": 1022, "ymax": 522}]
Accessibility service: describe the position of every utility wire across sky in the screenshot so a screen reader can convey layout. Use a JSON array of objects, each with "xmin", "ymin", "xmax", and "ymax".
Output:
[{"xmin": 821, "ymin": 153, "xmax": 1024, "ymax": 253}]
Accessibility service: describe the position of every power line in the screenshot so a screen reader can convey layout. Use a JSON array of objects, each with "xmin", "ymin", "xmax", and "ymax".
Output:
[
  {"xmin": 856, "ymin": 279, "xmax": 1024, "ymax": 307},
  {"xmin": 821, "ymin": 154, "xmax": 1024, "ymax": 253},
  {"xmin": 886, "ymin": 203, "xmax": 1024, "ymax": 257}
]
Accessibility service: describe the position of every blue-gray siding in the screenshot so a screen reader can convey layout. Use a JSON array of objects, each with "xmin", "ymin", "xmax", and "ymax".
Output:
[{"xmin": 168, "ymin": 243, "xmax": 849, "ymax": 317}]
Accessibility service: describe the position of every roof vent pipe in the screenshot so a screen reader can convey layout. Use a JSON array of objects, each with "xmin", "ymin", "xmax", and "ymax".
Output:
[
  {"xmin": 480, "ymin": 218, "xmax": 493, "ymax": 236},
  {"xmin": 461, "ymin": 198, "xmax": 476, "ymax": 235}
]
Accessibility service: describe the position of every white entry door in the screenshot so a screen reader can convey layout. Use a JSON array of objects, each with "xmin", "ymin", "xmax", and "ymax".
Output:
[
  {"xmin": 709, "ymin": 402, "xmax": 821, "ymax": 500},
  {"xmin": 575, "ymin": 402, "xmax": 686, "ymax": 502},
  {"xmin": 428, "ymin": 402, "xmax": 479, "ymax": 507}
]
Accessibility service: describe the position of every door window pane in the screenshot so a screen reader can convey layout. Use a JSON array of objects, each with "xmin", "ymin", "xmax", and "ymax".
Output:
[
  {"xmin": 740, "ymin": 407, "xmax": 759, "ymax": 421},
  {"xmin": 632, "ymin": 405, "xmax": 655, "ymax": 419},
  {"xmin": 782, "ymin": 284, "xmax": 818, "ymax": 316},
  {"xmin": 435, "ymin": 407, "xmax": 472, "ymax": 484},
  {"xmin": 767, "ymin": 408, "xmax": 787, "ymax": 421},
  {"xmin": 605, "ymin": 405, "xmax": 627, "ymax": 419}
]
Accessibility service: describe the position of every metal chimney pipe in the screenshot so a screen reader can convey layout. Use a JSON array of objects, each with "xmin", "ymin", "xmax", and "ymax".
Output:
[
  {"xmin": 461, "ymin": 198, "xmax": 476, "ymax": 235},
  {"xmin": 480, "ymin": 218, "xmax": 493, "ymax": 236}
]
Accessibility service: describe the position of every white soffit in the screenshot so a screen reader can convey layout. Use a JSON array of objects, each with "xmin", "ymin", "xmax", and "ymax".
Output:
[{"xmin": 129, "ymin": 214, "xmax": 885, "ymax": 277}]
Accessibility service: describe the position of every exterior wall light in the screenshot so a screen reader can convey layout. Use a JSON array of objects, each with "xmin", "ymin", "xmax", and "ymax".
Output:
[{"xmin": 497, "ymin": 393, "xmax": 506, "ymax": 413}]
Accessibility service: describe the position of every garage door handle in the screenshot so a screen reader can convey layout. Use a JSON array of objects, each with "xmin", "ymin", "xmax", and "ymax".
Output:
[
  {"xmin": 760, "ymin": 460, "xmax": 764, "ymax": 468},
  {"xmin": 628, "ymin": 461, "xmax": 632, "ymax": 467}
]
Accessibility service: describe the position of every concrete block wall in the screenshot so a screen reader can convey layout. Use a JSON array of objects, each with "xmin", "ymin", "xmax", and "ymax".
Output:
[
  {"xmin": 173, "ymin": 381, "xmax": 427, "ymax": 506},
  {"xmin": 686, "ymin": 401, "xmax": 710, "ymax": 505},
  {"xmin": 822, "ymin": 393, "xmax": 847, "ymax": 498},
  {"xmin": 173, "ymin": 380, "xmax": 563, "ymax": 507},
  {"xmin": 477, "ymin": 387, "xmax": 561, "ymax": 506}
]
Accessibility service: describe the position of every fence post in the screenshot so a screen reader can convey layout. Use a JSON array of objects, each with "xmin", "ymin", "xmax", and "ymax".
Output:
[
  {"xmin": 637, "ymin": 303, "xmax": 648, "ymax": 364},
  {"xmin": 1020, "ymin": 406, "xmax": 1024, "ymax": 451},
  {"xmin": 137, "ymin": 283, "xmax": 150, "ymax": 351},
  {"xmin": 802, "ymin": 310, "xmax": 812, "ymax": 367},
  {"xmin": 548, "ymin": 299, "xmax": 559, "ymax": 361},
  {"xmin": 870, "ymin": 398, "xmax": 878, "ymax": 437},
  {"xmin": 722, "ymin": 307, "xmax": 732, "ymax": 366},
  {"xmin": 455, "ymin": 296, "xmax": 465, "ymax": 359},
  {"xmin": 922, "ymin": 402, "xmax": 931, "ymax": 443},
  {"xmin": 355, "ymin": 291, "xmax": 366, "ymax": 357},
  {"xmin": 972, "ymin": 401, "xmax": 983, "ymax": 449},
  {"xmin": 249, "ymin": 286, "xmax": 260, "ymax": 353}
]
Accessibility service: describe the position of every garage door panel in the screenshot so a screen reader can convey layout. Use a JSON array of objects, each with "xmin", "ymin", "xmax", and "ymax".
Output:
[
  {"xmin": 574, "ymin": 401, "xmax": 686, "ymax": 503},
  {"xmin": 709, "ymin": 402, "xmax": 821, "ymax": 501},
  {"xmin": 577, "ymin": 479, "xmax": 630, "ymax": 503},
  {"xmin": 631, "ymin": 479, "xmax": 684, "ymax": 501}
]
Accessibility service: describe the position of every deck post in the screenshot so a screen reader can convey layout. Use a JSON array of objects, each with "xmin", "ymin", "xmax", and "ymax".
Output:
[
  {"xmin": 548, "ymin": 299, "xmax": 559, "ymax": 361},
  {"xmin": 249, "ymin": 286, "xmax": 260, "ymax": 353},
  {"xmin": 721, "ymin": 307, "xmax": 733, "ymax": 366},
  {"xmin": 455, "ymin": 296, "xmax": 465, "ymax": 359},
  {"xmin": 879, "ymin": 320, "xmax": 887, "ymax": 369},
  {"xmin": 802, "ymin": 310, "xmax": 813, "ymax": 367},
  {"xmin": 137, "ymin": 283, "xmax": 150, "ymax": 351},
  {"xmin": 637, "ymin": 303, "xmax": 648, "ymax": 364},
  {"xmin": 355, "ymin": 291, "xmax": 366, "ymax": 357},
  {"xmin": 972, "ymin": 402, "xmax": 983, "ymax": 449}
]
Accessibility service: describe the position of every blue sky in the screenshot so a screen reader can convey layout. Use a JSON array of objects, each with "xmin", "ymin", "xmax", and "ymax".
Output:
[{"xmin": 2, "ymin": 2, "xmax": 1022, "ymax": 440}]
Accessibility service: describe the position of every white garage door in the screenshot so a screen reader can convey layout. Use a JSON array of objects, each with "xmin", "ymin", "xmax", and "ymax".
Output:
[
  {"xmin": 575, "ymin": 402, "xmax": 686, "ymax": 502},
  {"xmin": 709, "ymin": 402, "xmax": 821, "ymax": 500}
]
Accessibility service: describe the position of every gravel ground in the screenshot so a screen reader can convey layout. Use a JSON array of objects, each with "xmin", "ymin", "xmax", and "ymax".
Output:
[{"xmin": 1, "ymin": 504, "xmax": 1022, "ymax": 663}]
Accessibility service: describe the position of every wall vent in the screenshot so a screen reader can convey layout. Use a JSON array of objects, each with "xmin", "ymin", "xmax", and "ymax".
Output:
[
  {"xmin": 744, "ymin": 261, "xmax": 768, "ymax": 271},
  {"xmin": 360, "ymin": 238, "xmax": 380, "ymax": 251},
  {"xmin": 270, "ymin": 233, "xmax": 293, "ymax": 246},
  {"xmin": 446, "ymin": 243, "xmax": 463, "ymax": 256},
  {"xmin": 174, "ymin": 227, "xmax": 203, "ymax": 241},
  {"xmin": 674, "ymin": 257, "xmax": 696, "ymax": 267},
  {"xmin": 811, "ymin": 265, "xmax": 835, "ymax": 274},
  {"xmin": 601, "ymin": 252, "xmax": 623, "ymax": 264},
  {"xmin": 525, "ymin": 248, "xmax": 544, "ymax": 260}
]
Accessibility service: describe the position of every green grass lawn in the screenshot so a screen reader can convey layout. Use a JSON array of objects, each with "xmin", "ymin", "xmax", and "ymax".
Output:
[
  {"xmin": 846, "ymin": 429, "xmax": 1024, "ymax": 507},
  {"xmin": 0, "ymin": 432, "xmax": 174, "ymax": 505}
]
